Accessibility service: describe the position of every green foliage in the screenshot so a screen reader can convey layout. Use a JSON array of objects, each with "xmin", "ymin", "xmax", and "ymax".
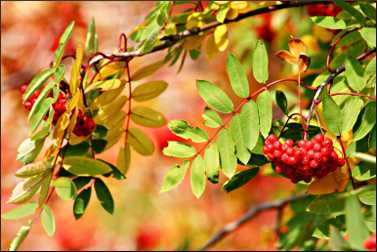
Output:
[
  {"xmin": 53, "ymin": 177, "xmax": 76, "ymax": 200},
  {"xmin": 322, "ymin": 90, "xmax": 343, "ymax": 136},
  {"xmin": 252, "ymin": 40, "xmax": 269, "ymax": 83},
  {"xmin": 160, "ymin": 161, "xmax": 189, "ymax": 193},
  {"xmin": 226, "ymin": 53, "xmax": 249, "ymax": 98},
  {"xmin": 196, "ymin": 80, "xmax": 234, "ymax": 113},
  {"xmin": 41, "ymin": 205, "xmax": 55, "ymax": 236},
  {"xmin": 223, "ymin": 168, "xmax": 259, "ymax": 192},
  {"xmin": 73, "ymin": 187, "xmax": 91, "ymax": 220},
  {"xmin": 2, "ymin": 203, "xmax": 37, "ymax": 220},
  {"xmin": 94, "ymin": 178, "xmax": 114, "ymax": 214}
]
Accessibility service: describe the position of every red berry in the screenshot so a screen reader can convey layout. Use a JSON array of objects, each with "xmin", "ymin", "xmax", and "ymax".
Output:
[
  {"xmin": 337, "ymin": 158, "xmax": 345, "ymax": 167},
  {"xmin": 20, "ymin": 84, "xmax": 28, "ymax": 94},
  {"xmin": 24, "ymin": 101, "xmax": 33, "ymax": 110},
  {"xmin": 364, "ymin": 235, "xmax": 376, "ymax": 251}
]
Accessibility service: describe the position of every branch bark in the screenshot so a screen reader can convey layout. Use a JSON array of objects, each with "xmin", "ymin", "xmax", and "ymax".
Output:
[
  {"xmin": 200, "ymin": 194, "xmax": 308, "ymax": 251},
  {"xmin": 90, "ymin": 0, "xmax": 343, "ymax": 64}
]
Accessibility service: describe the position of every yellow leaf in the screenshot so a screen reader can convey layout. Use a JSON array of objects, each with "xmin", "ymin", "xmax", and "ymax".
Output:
[
  {"xmin": 132, "ymin": 80, "xmax": 168, "ymax": 101},
  {"xmin": 67, "ymin": 91, "xmax": 83, "ymax": 112},
  {"xmin": 230, "ymin": 1, "xmax": 247, "ymax": 10},
  {"xmin": 131, "ymin": 60, "xmax": 164, "ymax": 81},
  {"xmin": 93, "ymin": 61, "xmax": 125, "ymax": 82},
  {"xmin": 307, "ymin": 165, "xmax": 349, "ymax": 195},
  {"xmin": 85, "ymin": 79, "xmax": 124, "ymax": 92},
  {"xmin": 105, "ymin": 128, "xmax": 124, "ymax": 150},
  {"xmin": 301, "ymin": 35, "xmax": 320, "ymax": 52},
  {"xmin": 69, "ymin": 133, "xmax": 90, "ymax": 145},
  {"xmin": 70, "ymin": 45, "xmax": 83, "ymax": 95},
  {"xmin": 214, "ymin": 25, "xmax": 229, "ymax": 52},
  {"xmin": 53, "ymin": 112, "xmax": 70, "ymax": 140},
  {"xmin": 117, "ymin": 144, "xmax": 131, "ymax": 175},
  {"xmin": 127, "ymin": 127, "xmax": 154, "ymax": 156},
  {"xmin": 67, "ymin": 108, "xmax": 79, "ymax": 135},
  {"xmin": 288, "ymin": 37, "xmax": 307, "ymax": 58},
  {"xmin": 186, "ymin": 12, "xmax": 204, "ymax": 30},
  {"xmin": 99, "ymin": 95, "xmax": 128, "ymax": 119},
  {"xmin": 131, "ymin": 106, "xmax": 166, "ymax": 128},
  {"xmin": 226, "ymin": 8, "xmax": 239, "ymax": 20},
  {"xmin": 275, "ymin": 50, "xmax": 297, "ymax": 64},
  {"xmin": 90, "ymin": 85, "xmax": 125, "ymax": 110},
  {"xmin": 206, "ymin": 35, "xmax": 220, "ymax": 60}
]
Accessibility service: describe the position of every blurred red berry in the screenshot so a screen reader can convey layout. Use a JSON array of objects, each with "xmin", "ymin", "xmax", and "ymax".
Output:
[
  {"xmin": 364, "ymin": 235, "xmax": 376, "ymax": 251},
  {"xmin": 136, "ymin": 224, "xmax": 162, "ymax": 251},
  {"xmin": 307, "ymin": 4, "xmax": 342, "ymax": 17}
]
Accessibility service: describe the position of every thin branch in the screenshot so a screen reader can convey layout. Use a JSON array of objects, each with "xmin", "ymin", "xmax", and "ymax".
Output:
[
  {"xmin": 330, "ymin": 92, "xmax": 376, "ymax": 101},
  {"xmin": 90, "ymin": 1, "xmax": 342, "ymax": 63},
  {"xmin": 200, "ymin": 194, "xmax": 308, "ymax": 251},
  {"xmin": 337, "ymin": 136, "xmax": 356, "ymax": 189},
  {"xmin": 305, "ymin": 48, "xmax": 376, "ymax": 133}
]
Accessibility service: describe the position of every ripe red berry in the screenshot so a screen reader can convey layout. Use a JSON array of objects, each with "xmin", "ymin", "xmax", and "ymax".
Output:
[{"xmin": 364, "ymin": 235, "xmax": 376, "ymax": 251}]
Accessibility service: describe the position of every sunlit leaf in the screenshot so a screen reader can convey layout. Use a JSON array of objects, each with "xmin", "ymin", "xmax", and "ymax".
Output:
[
  {"xmin": 252, "ymin": 40, "xmax": 269, "ymax": 83},
  {"xmin": 16, "ymin": 138, "xmax": 44, "ymax": 165},
  {"xmin": 202, "ymin": 108, "xmax": 223, "ymax": 128},
  {"xmin": 86, "ymin": 79, "xmax": 123, "ymax": 92},
  {"xmin": 23, "ymin": 68, "xmax": 55, "ymax": 102},
  {"xmin": 322, "ymin": 91, "xmax": 342, "ymax": 136},
  {"xmin": 307, "ymin": 166, "xmax": 349, "ymax": 195},
  {"xmin": 131, "ymin": 106, "xmax": 166, "ymax": 128},
  {"xmin": 353, "ymin": 102, "xmax": 376, "ymax": 142},
  {"xmin": 15, "ymin": 161, "xmax": 51, "ymax": 178},
  {"xmin": 256, "ymin": 91, "xmax": 272, "ymax": 138},
  {"xmin": 53, "ymin": 21, "xmax": 75, "ymax": 67},
  {"xmin": 168, "ymin": 120, "xmax": 208, "ymax": 143},
  {"xmin": 132, "ymin": 80, "xmax": 168, "ymax": 101},
  {"xmin": 63, "ymin": 156, "xmax": 112, "ymax": 176},
  {"xmin": 226, "ymin": 53, "xmax": 249, "ymax": 98},
  {"xmin": 131, "ymin": 60, "xmax": 164, "ymax": 81},
  {"xmin": 128, "ymin": 127, "xmax": 155, "ymax": 156},
  {"xmin": 217, "ymin": 128, "xmax": 237, "ymax": 178},
  {"xmin": 116, "ymin": 144, "xmax": 131, "ymax": 175},
  {"xmin": 9, "ymin": 222, "xmax": 31, "ymax": 251},
  {"xmin": 85, "ymin": 18, "xmax": 97, "ymax": 55},
  {"xmin": 197, "ymin": 80, "xmax": 234, "ymax": 114},
  {"xmin": 239, "ymin": 100, "xmax": 260, "ymax": 151},
  {"xmin": 160, "ymin": 161, "xmax": 189, "ymax": 193},
  {"xmin": 41, "ymin": 205, "xmax": 55, "ymax": 236},
  {"xmin": 230, "ymin": 115, "xmax": 251, "ymax": 165},
  {"xmin": 190, "ymin": 155, "xmax": 206, "ymax": 198},
  {"xmin": 345, "ymin": 56, "xmax": 365, "ymax": 92},
  {"xmin": 341, "ymin": 96, "xmax": 364, "ymax": 133},
  {"xmin": 163, "ymin": 141, "xmax": 196, "ymax": 158},
  {"xmin": 311, "ymin": 16, "xmax": 346, "ymax": 29},
  {"xmin": 205, "ymin": 143, "xmax": 220, "ymax": 184},
  {"xmin": 53, "ymin": 177, "xmax": 76, "ymax": 200},
  {"xmin": 214, "ymin": 24, "xmax": 228, "ymax": 52},
  {"xmin": 1, "ymin": 203, "xmax": 37, "ymax": 220},
  {"xmin": 7, "ymin": 176, "xmax": 44, "ymax": 204}
]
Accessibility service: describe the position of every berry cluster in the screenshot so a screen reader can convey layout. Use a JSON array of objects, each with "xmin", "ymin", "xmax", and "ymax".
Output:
[
  {"xmin": 263, "ymin": 134, "xmax": 345, "ymax": 183},
  {"xmin": 20, "ymin": 83, "xmax": 96, "ymax": 137},
  {"xmin": 306, "ymin": 4, "xmax": 342, "ymax": 17}
]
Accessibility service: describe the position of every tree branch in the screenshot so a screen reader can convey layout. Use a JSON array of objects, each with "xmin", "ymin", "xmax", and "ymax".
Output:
[
  {"xmin": 89, "ymin": 0, "xmax": 343, "ymax": 64},
  {"xmin": 200, "ymin": 194, "xmax": 308, "ymax": 251}
]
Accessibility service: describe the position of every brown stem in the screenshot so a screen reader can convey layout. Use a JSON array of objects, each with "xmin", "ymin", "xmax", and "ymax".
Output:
[
  {"xmin": 200, "ymin": 194, "xmax": 308, "ymax": 251},
  {"xmin": 124, "ymin": 59, "xmax": 133, "ymax": 144}
]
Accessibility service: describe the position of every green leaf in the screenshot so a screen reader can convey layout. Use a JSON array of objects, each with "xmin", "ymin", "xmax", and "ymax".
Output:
[
  {"xmin": 41, "ymin": 205, "xmax": 55, "ymax": 236},
  {"xmin": 216, "ymin": 6, "xmax": 229, "ymax": 23},
  {"xmin": 160, "ymin": 161, "xmax": 189, "ymax": 193},
  {"xmin": 307, "ymin": 194, "xmax": 344, "ymax": 216},
  {"xmin": 223, "ymin": 167, "xmax": 259, "ymax": 192},
  {"xmin": 341, "ymin": 96, "xmax": 364, "ymax": 133},
  {"xmin": 359, "ymin": 27, "xmax": 376, "ymax": 48},
  {"xmin": 239, "ymin": 100, "xmax": 260, "ymax": 151},
  {"xmin": 322, "ymin": 91, "xmax": 343, "ymax": 136},
  {"xmin": 360, "ymin": 3, "xmax": 376, "ymax": 21},
  {"xmin": 53, "ymin": 21, "xmax": 75, "ymax": 67},
  {"xmin": 358, "ymin": 187, "xmax": 376, "ymax": 205},
  {"xmin": 128, "ymin": 127, "xmax": 155, "ymax": 156},
  {"xmin": 38, "ymin": 172, "xmax": 51, "ymax": 207},
  {"xmin": 53, "ymin": 177, "xmax": 76, "ymax": 200},
  {"xmin": 353, "ymin": 102, "xmax": 376, "ymax": 142},
  {"xmin": 7, "ymin": 176, "xmax": 44, "ymax": 204},
  {"xmin": 168, "ymin": 120, "xmax": 208, "ymax": 143},
  {"xmin": 226, "ymin": 53, "xmax": 249, "ymax": 98},
  {"xmin": 196, "ymin": 80, "xmax": 234, "ymax": 114},
  {"xmin": 333, "ymin": 0, "xmax": 366, "ymax": 24},
  {"xmin": 61, "ymin": 141, "xmax": 91, "ymax": 157},
  {"xmin": 28, "ymin": 81, "xmax": 57, "ymax": 122},
  {"xmin": 1, "ymin": 203, "xmax": 37, "ymax": 220},
  {"xmin": 116, "ymin": 144, "xmax": 131, "ymax": 175},
  {"xmin": 202, "ymin": 108, "xmax": 223, "ymax": 128},
  {"xmin": 190, "ymin": 155, "xmax": 206, "ymax": 198},
  {"xmin": 364, "ymin": 57, "xmax": 376, "ymax": 88},
  {"xmin": 345, "ymin": 194, "xmax": 369, "ymax": 250},
  {"xmin": 163, "ymin": 141, "xmax": 196, "ymax": 158},
  {"xmin": 85, "ymin": 18, "xmax": 97, "ymax": 55},
  {"xmin": 9, "ymin": 222, "xmax": 31, "ymax": 251},
  {"xmin": 275, "ymin": 90, "xmax": 288, "ymax": 115},
  {"xmin": 23, "ymin": 68, "xmax": 55, "ymax": 102},
  {"xmin": 132, "ymin": 80, "xmax": 168, "ymax": 101},
  {"xmin": 329, "ymin": 226, "xmax": 348, "ymax": 251},
  {"xmin": 29, "ymin": 98, "xmax": 54, "ymax": 133},
  {"xmin": 345, "ymin": 56, "xmax": 365, "ymax": 92},
  {"xmin": 86, "ymin": 79, "xmax": 123, "ymax": 92},
  {"xmin": 229, "ymin": 115, "xmax": 251, "ymax": 165},
  {"xmin": 131, "ymin": 60, "xmax": 164, "ymax": 81},
  {"xmin": 63, "ymin": 156, "xmax": 112, "ymax": 176},
  {"xmin": 256, "ymin": 91, "xmax": 272, "ymax": 138},
  {"xmin": 131, "ymin": 106, "xmax": 166, "ymax": 128},
  {"xmin": 204, "ymin": 143, "xmax": 220, "ymax": 184},
  {"xmin": 16, "ymin": 138, "xmax": 44, "ymax": 165},
  {"xmin": 15, "ymin": 161, "xmax": 51, "ymax": 178},
  {"xmin": 311, "ymin": 16, "xmax": 346, "ymax": 29},
  {"xmin": 252, "ymin": 40, "xmax": 269, "ymax": 83},
  {"xmin": 352, "ymin": 162, "xmax": 376, "ymax": 181},
  {"xmin": 94, "ymin": 178, "xmax": 114, "ymax": 214},
  {"xmin": 217, "ymin": 128, "xmax": 237, "ymax": 178},
  {"xmin": 73, "ymin": 188, "xmax": 91, "ymax": 219}
]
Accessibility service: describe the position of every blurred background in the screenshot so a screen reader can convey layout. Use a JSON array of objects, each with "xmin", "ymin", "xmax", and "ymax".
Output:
[{"xmin": 1, "ymin": 1, "xmax": 331, "ymax": 250}]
